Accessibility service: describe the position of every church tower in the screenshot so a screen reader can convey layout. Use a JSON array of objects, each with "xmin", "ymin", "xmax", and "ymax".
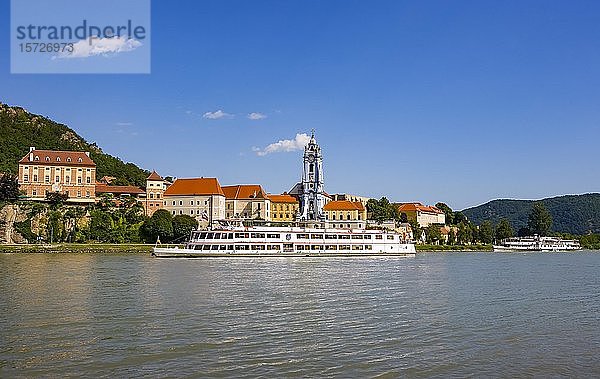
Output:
[{"xmin": 298, "ymin": 131, "xmax": 327, "ymax": 221}]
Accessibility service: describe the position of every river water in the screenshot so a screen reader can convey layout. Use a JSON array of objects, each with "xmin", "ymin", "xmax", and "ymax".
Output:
[{"xmin": 1, "ymin": 252, "xmax": 599, "ymax": 377}]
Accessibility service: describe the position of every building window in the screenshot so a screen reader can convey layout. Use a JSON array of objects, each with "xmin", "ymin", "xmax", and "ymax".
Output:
[
  {"xmin": 45, "ymin": 156, "xmax": 50, "ymax": 161},
  {"xmin": 179, "ymin": 201, "xmax": 183, "ymax": 206},
  {"xmin": 149, "ymin": 193, "xmax": 154, "ymax": 199},
  {"xmin": 77, "ymin": 177, "xmax": 82, "ymax": 184},
  {"xmin": 78, "ymin": 158, "xmax": 82, "ymax": 162},
  {"xmin": 34, "ymin": 156, "xmax": 39, "ymax": 161},
  {"xmin": 45, "ymin": 175, "xmax": 50, "ymax": 183},
  {"xmin": 66, "ymin": 177, "xmax": 70, "ymax": 184},
  {"xmin": 179, "ymin": 210, "xmax": 183, "ymax": 215},
  {"xmin": 33, "ymin": 174, "xmax": 38, "ymax": 182},
  {"xmin": 32, "ymin": 189, "xmax": 37, "ymax": 196},
  {"xmin": 309, "ymin": 163, "xmax": 314, "ymax": 172},
  {"xmin": 24, "ymin": 174, "xmax": 29, "ymax": 182},
  {"xmin": 77, "ymin": 191, "xmax": 81, "ymax": 197},
  {"xmin": 86, "ymin": 191, "xmax": 90, "ymax": 198},
  {"xmin": 56, "ymin": 157, "xmax": 60, "ymax": 162},
  {"xmin": 86, "ymin": 177, "xmax": 91, "ymax": 184},
  {"xmin": 55, "ymin": 176, "xmax": 60, "ymax": 183},
  {"xmin": 190, "ymin": 201, "xmax": 194, "ymax": 205}
]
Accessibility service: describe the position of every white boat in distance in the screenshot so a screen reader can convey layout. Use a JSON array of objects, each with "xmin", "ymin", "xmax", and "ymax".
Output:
[
  {"xmin": 152, "ymin": 224, "xmax": 416, "ymax": 258},
  {"xmin": 493, "ymin": 235, "xmax": 581, "ymax": 252}
]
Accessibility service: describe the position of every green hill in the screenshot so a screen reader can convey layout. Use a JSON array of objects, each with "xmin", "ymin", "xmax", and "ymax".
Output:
[
  {"xmin": 0, "ymin": 102, "xmax": 149, "ymax": 187},
  {"xmin": 462, "ymin": 194, "xmax": 600, "ymax": 235}
]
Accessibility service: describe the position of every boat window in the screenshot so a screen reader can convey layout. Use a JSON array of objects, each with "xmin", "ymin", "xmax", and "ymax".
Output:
[
  {"xmin": 339, "ymin": 245, "xmax": 350, "ymax": 250},
  {"xmin": 219, "ymin": 245, "xmax": 227, "ymax": 250},
  {"xmin": 339, "ymin": 235, "xmax": 350, "ymax": 240},
  {"xmin": 311, "ymin": 234, "xmax": 323, "ymax": 239},
  {"xmin": 213, "ymin": 233, "xmax": 221, "ymax": 239},
  {"xmin": 387, "ymin": 235, "xmax": 394, "ymax": 240},
  {"xmin": 296, "ymin": 245, "xmax": 304, "ymax": 250},
  {"xmin": 267, "ymin": 233, "xmax": 280, "ymax": 238},
  {"xmin": 352, "ymin": 245, "xmax": 364, "ymax": 250},
  {"xmin": 206, "ymin": 233, "xmax": 214, "ymax": 239},
  {"xmin": 375, "ymin": 235, "xmax": 383, "ymax": 240},
  {"xmin": 251, "ymin": 233, "xmax": 260, "ymax": 238},
  {"xmin": 203, "ymin": 245, "xmax": 211, "ymax": 250},
  {"xmin": 311, "ymin": 245, "xmax": 323, "ymax": 250},
  {"xmin": 351, "ymin": 235, "xmax": 363, "ymax": 239},
  {"xmin": 211, "ymin": 245, "xmax": 219, "ymax": 250},
  {"xmin": 364, "ymin": 235, "xmax": 372, "ymax": 239},
  {"xmin": 297, "ymin": 234, "xmax": 309, "ymax": 239},
  {"xmin": 325, "ymin": 234, "xmax": 337, "ymax": 239},
  {"xmin": 227, "ymin": 245, "xmax": 234, "ymax": 250},
  {"xmin": 283, "ymin": 244, "xmax": 293, "ymax": 252},
  {"xmin": 365, "ymin": 245, "xmax": 373, "ymax": 250},
  {"xmin": 194, "ymin": 245, "xmax": 203, "ymax": 250},
  {"xmin": 325, "ymin": 245, "xmax": 338, "ymax": 250}
]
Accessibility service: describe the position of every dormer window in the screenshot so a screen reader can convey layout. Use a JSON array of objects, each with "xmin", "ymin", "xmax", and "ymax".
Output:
[
  {"xmin": 56, "ymin": 157, "xmax": 61, "ymax": 162},
  {"xmin": 78, "ymin": 157, "xmax": 82, "ymax": 163},
  {"xmin": 45, "ymin": 156, "xmax": 50, "ymax": 161},
  {"xmin": 66, "ymin": 157, "xmax": 72, "ymax": 162},
  {"xmin": 34, "ymin": 156, "xmax": 39, "ymax": 161}
]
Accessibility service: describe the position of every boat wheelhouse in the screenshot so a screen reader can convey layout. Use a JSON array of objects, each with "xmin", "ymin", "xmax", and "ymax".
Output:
[{"xmin": 152, "ymin": 225, "xmax": 416, "ymax": 258}]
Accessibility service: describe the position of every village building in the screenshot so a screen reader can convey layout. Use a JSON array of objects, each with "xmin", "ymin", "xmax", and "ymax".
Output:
[
  {"xmin": 323, "ymin": 200, "xmax": 367, "ymax": 229},
  {"xmin": 269, "ymin": 193, "xmax": 299, "ymax": 222},
  {"xmin": 330, "ymin": 193, "xmax": 371, "ymax": 207},
  {"xmin": 397, "ymin": 202, "xmax": 446, "ymax": 227},
  {"xmin": 222, "ymin": 184, "xmax": 271, "ymax": 221},
  {"xmin": 18, "ymin": 147, "xmax": 96, "ymax": 203},
  {"xmin": 144, "ymin": 171, "xmax": 169, "ymax": 216},
  {"xmin": 95, "ymin": 184, "xmax": 145, "ymax": 200},
  {"xmin": 163, "ymin": 178, "xmax": 226, "ymax": 228}
]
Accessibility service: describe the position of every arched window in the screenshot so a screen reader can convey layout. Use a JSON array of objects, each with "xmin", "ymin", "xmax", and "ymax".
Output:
[
  {"xmin": 78, "ymin": 157, "xmax": 82, "ymax": 163},
  {"xmin": 56, "ymin": 157, "xmax": 61, "ymax": 162},
  {"xmin": 309, "ymin": 163, "xmax": 314, "ymax": 173},
  {"xmin": 34, "ymin": 156, "xmax": 39, "ymax": 161},
  {"xmin": 66, "ymin": 157, "xmax": 72, "ymax": 162},
  {"xmin": 45, "ymin": 156, "xmax": 50, "ymax": 161}
]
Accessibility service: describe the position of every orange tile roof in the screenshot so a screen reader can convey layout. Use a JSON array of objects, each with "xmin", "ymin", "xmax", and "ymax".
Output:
[
  {"xmin": 164, "ymin": 178, "xmax": 224, "ymax": 196},
  {"xmin": 96, "ymin": 184, "xmax": 145, "ymax": 195},
  {"xmin": 398, "ymin": 202, "xmax": 444, "ymax": 214},
  {"xmin": 323, "ymin": 200, "xmax": 365, "ymax": 211},
  {"xmin": 147, "ymin": 171, "xmax": 163, "ymax": 181},
  {"xmin": 268, "ymin": 194, "xmax": 299, "ymax": 203},
  {"xmin": 222, "ymin": 184, "xmax": 268, "ymax": 200},
  {"xmin": 19, "ymin": 149, "xmax": 95, "ymax": 167}
]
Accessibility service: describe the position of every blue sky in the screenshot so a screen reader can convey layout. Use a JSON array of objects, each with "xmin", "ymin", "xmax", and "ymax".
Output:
[{"xmin": 1, "ymin": 0, "xmax": 599, "ymax": 210}]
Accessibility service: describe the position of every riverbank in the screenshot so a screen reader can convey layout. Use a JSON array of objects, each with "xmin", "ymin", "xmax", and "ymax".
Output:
[
  {"xmin": 416, "ymin": 244, "xmax": 493, "ymax": 252},
  {"xmin": 0, "ymin": 243, "xmax": 154, "ymax": 254}
]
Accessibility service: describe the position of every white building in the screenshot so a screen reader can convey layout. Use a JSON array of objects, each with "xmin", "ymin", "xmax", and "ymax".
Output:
[{"xmin": 163, "ymin": 178, "xmax": 226, "ymax": 228}]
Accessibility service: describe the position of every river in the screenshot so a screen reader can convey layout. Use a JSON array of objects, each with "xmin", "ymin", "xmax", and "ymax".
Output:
[{"xmin": 1, "ymin": 252, "xmax": 599, "ymax": 377}]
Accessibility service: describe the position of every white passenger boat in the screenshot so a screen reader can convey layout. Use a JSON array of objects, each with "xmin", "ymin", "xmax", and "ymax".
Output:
[
  {"xmin": 493, "ymin": 235, "xmax": 581, "ymax": 252},
  {"xmin": 152, "ymin": 224, "xmax": 416, "ymax": 258}
]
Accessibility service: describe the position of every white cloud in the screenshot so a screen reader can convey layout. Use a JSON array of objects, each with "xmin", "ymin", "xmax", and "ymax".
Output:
[
  {"xmin": 254, "ymin": 133, "xmax": 311, "ymax": 156},
  {"xmin": 202, "ymin": 110, "xmax": 233, "ymax": 119},
  {"xmin": 55, "ymin": 36, "xmax": 142, "ymax": 59},
  {"xmin": 248, "ymin": 112, "xmax": 267, "ymax": 120}
]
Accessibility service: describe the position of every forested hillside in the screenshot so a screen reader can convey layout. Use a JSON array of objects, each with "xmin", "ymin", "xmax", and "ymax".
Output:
[
  {"xmin": 0, "ymin": 102, "xmax": 149, "ymax": 186},
  {"xmin": 462, "ymin": 194, "xmax": 600, "ymax": 235}
]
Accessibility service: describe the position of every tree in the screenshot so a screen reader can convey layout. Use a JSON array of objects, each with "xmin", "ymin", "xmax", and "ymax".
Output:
[
  {"xmin": 0, "ymin": 173, "xmax": 20, "ymax": 201},
  {"xmin": 426, "ymin": 224, "xmax": 442, "ymax": 244},
  {"xmin": 495, "ymin": 218, "xmax": 514, "ymax": 241},
  {"xmin": 457, "ymin": 221, "xmax": 472, "ymax": 244},
  {"xmin": 366, "ymin": 197, "xmax": 399, "ymax": 223},
  {"xmin": 453, "ymin": 211, "xmax": 467, "ymax": 224},
  {"xmin": 435, "ymin": 202, "xmax": 454, "ymax": 225},
  {"xmin": 528, "ymin": 202, "xmax": 552, "ymax": 236},
  {"xmin": 478, "ymin": 220, "xmax": 494, "ymax": 244},
  {"xmin": 448, "ymin": 229, "xmax": 456, "ymax": 245},
  {"xmin": 140, "ymin": 209, "xmax": 173, "ymax": 243},
  {"xmin": 45, "ymin": 191, "xmax": 69, "ymax": 207},
  {"xmin": 89, "ymin": 210, "xmax": 114, "ymax": 242},
  {"xmin": 172, "ymin": 214, "xmax": 198, "ymax": 242}
]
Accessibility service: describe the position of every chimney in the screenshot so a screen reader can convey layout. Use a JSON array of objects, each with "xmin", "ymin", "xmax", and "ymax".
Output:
[
  {"xmin": 85, "ymin": 152, "xmax": 90, "ymax": 157},
  {"xmin": 29, "ymin": 146, "xmax": 35, "ymax": 152},
  {"xmin": 29, "ymin": 147, "xmax": 35, "ymax": 161}
]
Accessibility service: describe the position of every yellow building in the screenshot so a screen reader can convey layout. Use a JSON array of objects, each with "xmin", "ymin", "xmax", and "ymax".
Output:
[
  {"xmin": 397, "ymin": 202, "xmax": 446, "ymax": 227},
  {"xmin": 323, "ymin": 200, "xmax": 367, "ymax": 229},
  {"xmin": 269, "ymin": 193, "xmax": 299, "ymax": 222}
]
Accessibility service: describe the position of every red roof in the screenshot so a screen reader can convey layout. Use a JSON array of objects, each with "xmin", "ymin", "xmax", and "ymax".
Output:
[
  {"xmin": 19, "ymin": 149, "xmax": 95, "ymax": 167},
  {"xmin": 222, "ymin": 184, "xmax": 268, "ymax": 200},
  {"xmin": 268, "ymin": 194, "xmax": 299, "ymax": 203},
  {"xmin": 96, "ymin": 184, "xmax": 145, "ymax": 195},
  {"xmin": 147, "ymin": 171, "xmax": 163, "ymax": 181},
  {"xmin": 398, "ymin": 202, "xmax": 444, "ymax": 214},
  {"xmin": 163, "ymin": 178, "xmax": 224, "ymax": 196},
  {"xmin": 323, "ymin": 200, "xmax": 365, "ymax": 211}
]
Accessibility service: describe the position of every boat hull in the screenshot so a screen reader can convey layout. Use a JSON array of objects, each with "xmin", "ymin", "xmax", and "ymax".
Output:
[{"xmin": 153, "ymin": 246, "xmax": 416, "ymax": 258}]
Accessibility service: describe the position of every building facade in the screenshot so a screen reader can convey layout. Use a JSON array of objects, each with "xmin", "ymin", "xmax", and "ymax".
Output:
[
  {"xmin": 269, "ymin": 193, "xmax": 299, "ymax": 222},
  {"xmin": 222, "ymin": 184, "xmax": 271, "ymax": 221},
  {"xmin": 323, "ymin": 200, "xmax": 367, "ymax": 229},
  {"xmin": 18, "ymin": 147, "xmax": 96, "ymax": 203},
  {"xmin": 144, "ymin": 171, "xmax": 169, "ymax": 216},
  {"xmin": 163, "ymin": 178, "xmax": 226, "ymax": 228},
  {"xmin": 397, "ymin": 202, "xmax": 446, "ymax": 227}
]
